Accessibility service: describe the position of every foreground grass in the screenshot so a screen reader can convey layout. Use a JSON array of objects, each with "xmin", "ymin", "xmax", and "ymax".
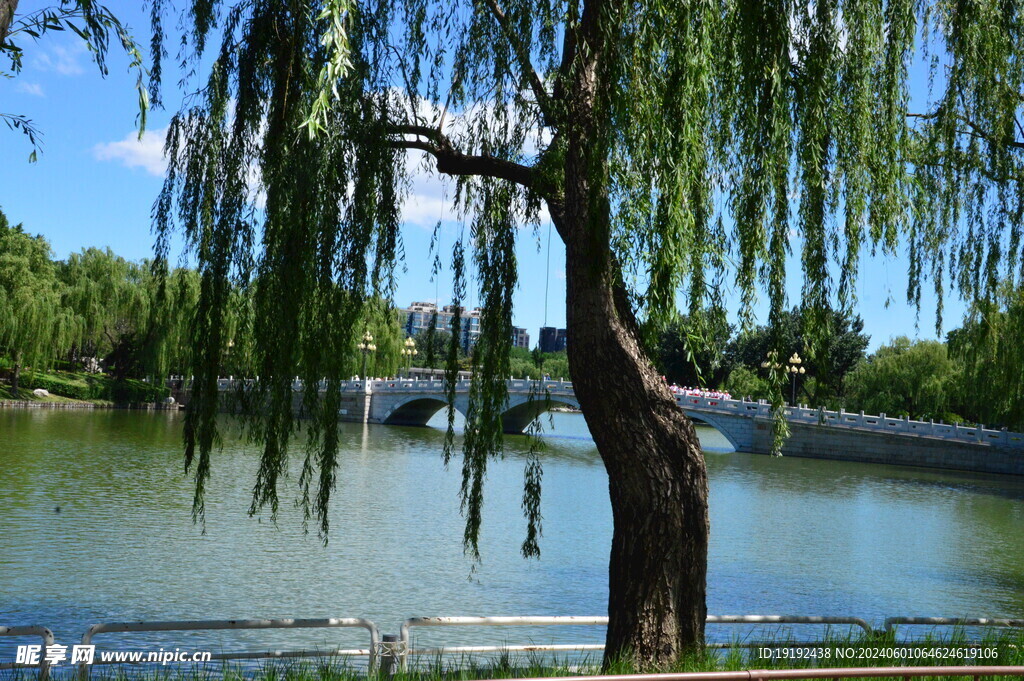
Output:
[{"xmin": 6, "ymin": 630, "xmax": 1024, "ymax": 681}]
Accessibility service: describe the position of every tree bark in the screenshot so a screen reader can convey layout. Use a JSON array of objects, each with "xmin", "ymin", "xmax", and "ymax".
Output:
[
  {"xmin": 546, "ymin": 0, "xmax": 709, "ymax": 666},
  {"xmin": 0, "ymin": 0, "xmax": 18, "ymax": 44},
  {"xmin": 552, "ymin": 202, "xmax": 710, "ymax": 667}
]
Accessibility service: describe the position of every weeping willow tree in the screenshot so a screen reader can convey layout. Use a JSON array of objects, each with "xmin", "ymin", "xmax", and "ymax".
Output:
[
  {"xmin": 142, "ymin": 264, "xmax": 203, "ymax": 378},
  {"xmin": 0, "ymin": 210, "xmax": 78, "ymax": 393},
  {"xmin": 150, "ymin": 0, "xmax": 1024, "ymax": 665},
  {"xmin": 949, "ymin": 286, "xmax": 1024, "ymax": 431},
  {"xmin": 60, "ymin": 248, "xmax": 151, "ymax": 363}
]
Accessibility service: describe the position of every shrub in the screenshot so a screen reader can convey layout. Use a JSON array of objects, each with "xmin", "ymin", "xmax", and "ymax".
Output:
[{"xmin": 20, "ymin": 372, "xmax": 169, "ymax": 402}]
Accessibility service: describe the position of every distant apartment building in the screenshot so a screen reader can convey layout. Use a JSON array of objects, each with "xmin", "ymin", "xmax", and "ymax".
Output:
[
  {"xmin": 402, "ymin": 301, "xmax": 483, "ymax": 352},
  {"xmin": 538, "ymin": 326, "xmax": 567, "ymax": 353},
  {"xmin": 512, "ymin": 327, "xmax": 530, "ymax": 349}
]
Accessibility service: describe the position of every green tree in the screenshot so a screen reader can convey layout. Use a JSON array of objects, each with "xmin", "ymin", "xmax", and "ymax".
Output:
[
  {"xmin": 948, "ymin": 288, "xmax": 1024, "ymax": 430},
  {"xmin": 131, "ymin": 264, "xmax": 203, "ymax": 378},
  {"xmin": 845, "ymin": 338, "xmax": 961, "ymax": 420},
  {"xmin": 0, "ymin": 209, "xmax": 78, "ymax": 393},
  {"xmin": 418, "ymin": 328, "xmax": 459, "ymax": 370},
  {"xmin": 655, "ymin": 313, "xmax": 733, "ymax": 388},
  {"xmin": 59, "ymin": 247, "xmax": 150, "ymax": 364},
  {"xmin": 728, "ymin": 308, "xmax": 869, "ymax": 407},
  {"xmin": 151, "ymin": 0, "xmax": 1024, "ymax": 664},
  {"xmin": 723, "ymin": 366, "xmax": 770, "ymax": 401}
]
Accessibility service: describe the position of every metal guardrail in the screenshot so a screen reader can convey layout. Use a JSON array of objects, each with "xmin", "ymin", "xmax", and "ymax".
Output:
[
  {"xmin": 470, "ymin": 667, "xmax": 1024, "ymax": 681},
  {"xmin": 885, "ymin": 618, "xmax": 1024, "ymax": 634},
  {"xmin": 0, "ymin": 625, "xmax": 54, "ymax": 680},
  {"xmin": 78, "ymin": 617, "xmax": 379, "ymax": 676},
  {"xmin": 392, "ymin": 617, "xmax": 609, "ymax": 673},
  {"xmin": 3, "ymin": 615, "xmax": 1022, "ymax": 675},
  {"xmin": 389, "ymin": 616, "xmax": 884, "ymax": 670},
  {"xmin": 705, "ymin": 616, "xmax": 876, "ymax": 643}
]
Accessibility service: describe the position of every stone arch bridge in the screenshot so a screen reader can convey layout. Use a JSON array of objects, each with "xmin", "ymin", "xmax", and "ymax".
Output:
[{"xmin": 186, "ymin": 376, "xmax": 1024, "ymax": 474}]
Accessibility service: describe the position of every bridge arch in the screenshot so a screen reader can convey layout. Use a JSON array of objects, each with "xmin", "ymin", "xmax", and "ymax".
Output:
[
  {"xmin": 680, "ymin": 408, "xmax": 748, "ymax": 452},
  {"xmin": 501, "ymin": 393, "xmax": 582, "ymax": 434},
  {"xmin": 381, "ymin": 396, "xmax": 457, "ymax": 427}
]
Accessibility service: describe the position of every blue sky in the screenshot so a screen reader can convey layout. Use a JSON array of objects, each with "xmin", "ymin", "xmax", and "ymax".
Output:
[{"xmin": 0, "ymin": 2, "xmax": 965, "ymax": 351}]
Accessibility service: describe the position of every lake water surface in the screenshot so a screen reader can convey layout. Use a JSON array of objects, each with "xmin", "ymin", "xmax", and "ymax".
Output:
[{"xmin": 2, "ymin": 409, "xmax": 1024, "ymax": 661}]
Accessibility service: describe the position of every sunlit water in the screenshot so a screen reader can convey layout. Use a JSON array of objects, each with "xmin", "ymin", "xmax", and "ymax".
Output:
[{"xmin": 2, "ymin": 409, "xmax": 1024, "ymax": 663}]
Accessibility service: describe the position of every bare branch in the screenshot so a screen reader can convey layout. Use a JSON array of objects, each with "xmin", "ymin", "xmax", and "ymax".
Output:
[
  {"xmin": 908, "ymin": 111, "xmax": 1024, "ymax": 150},
  {"xmin": 389, "ymin": 127, "xmax": 536, "ymax": 188}
]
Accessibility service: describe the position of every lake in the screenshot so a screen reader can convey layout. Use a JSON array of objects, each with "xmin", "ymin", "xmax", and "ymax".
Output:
[{"xmin": 2, "ymin": 408, "xmax": 1023, "ymax": 663}]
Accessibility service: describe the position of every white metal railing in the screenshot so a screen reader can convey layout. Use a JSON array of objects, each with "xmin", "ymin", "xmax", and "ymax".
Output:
[
  {"xmin": 396, "ymin": 616, "xmax": 609, "ymax": 670},
  {"xmin": 1, "ymin": 624, "xmax": 54, "ymax": 679},
  {"xmin": 885, "ymin": 617, "xmax": 1024, "ymax": 633},
  {"xmin": 387, "ymin": 616, "xmax": 886, "ymax": 670},
  {"xmin": 77, "ymin": 617, "xmax": 379, "ymax": 677}
]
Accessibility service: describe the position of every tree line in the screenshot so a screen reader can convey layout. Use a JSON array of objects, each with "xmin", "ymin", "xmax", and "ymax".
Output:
[
  {"xmin": 0, "ymin": 209, "xmax": 417, "ymax": 394},
  {"xmin": 5, "ymin": 203, "xmax": 1019, "ymax": 431},
  {"xmin": 0, "ymin": 209, "xmax": 199, "ymax": 395},
  {"xmin": 1, "ymin": 208, "xmax": 553, "ymax": 393},
  {"xmin": 653, "ymin": 306, "xmax": 1024, "ymax": 431}
]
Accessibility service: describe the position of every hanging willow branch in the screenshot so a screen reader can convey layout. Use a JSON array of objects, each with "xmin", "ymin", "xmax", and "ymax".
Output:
[{"xmin": 151, "ymin": 0, "xmax": 1024, "ymax": 555}]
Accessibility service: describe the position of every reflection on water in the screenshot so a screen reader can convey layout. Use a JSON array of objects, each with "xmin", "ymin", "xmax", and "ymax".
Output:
[{"xmin": 1, "ymin": 409, "xmax": 1023, "ymax": 660}]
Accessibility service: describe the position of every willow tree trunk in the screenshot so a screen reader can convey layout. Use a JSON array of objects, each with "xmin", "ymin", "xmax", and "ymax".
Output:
[
  {"xmin": 0, "ymin": 0, "xmax": 18, "ymax": 43},
  {"xmin": 549, "ymin": 0, "xmax": 710, "ymax": 666},
  {"xmin": 555, "ymin": 215, "xmax": 710, "ymax": 666}
]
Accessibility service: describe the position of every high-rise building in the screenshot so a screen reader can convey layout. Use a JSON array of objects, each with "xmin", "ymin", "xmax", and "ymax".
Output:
[
  {"xmin": 538, "ymin": 326, "xmax": 567, "ymax": 353},
  {"xmin": 401, "ymin": 302, "xmax": 483, "ymax": 353},
  {"xmin": 512, "ymin": 327, "xmax": 530, "ymax": 349}
]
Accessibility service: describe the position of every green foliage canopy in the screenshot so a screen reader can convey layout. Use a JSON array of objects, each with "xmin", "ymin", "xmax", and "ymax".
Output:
[
  {"xmin": 60, "ymin": 247, "xmax": 151, "ymax": 358},
  {"xmin": 845, "ymin": 337, "xmax": 960, "ymax": 420},
  {"xmin": 0, "ymin": 210, "xmax": 79, "ymax": 385},
  {"xmin": 948, "ymin": 288, "xmax": 1024, "ymax": 430}
]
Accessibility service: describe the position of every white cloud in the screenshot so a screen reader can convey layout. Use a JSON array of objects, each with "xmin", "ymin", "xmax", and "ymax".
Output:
[
  {"xmin": 16, "ymin": 82, "xmax": 44, "ymax": 97},
  {"xmin": 32, "ymin": 42, "xmax": 88, "ymax": 76},
  {"xmin": 93, "ymin": 127, "xmax": 169, "ymax": 176},
  {"xmin": 94, "ymin": 127, "xmax": 268, "ymax": 209}
]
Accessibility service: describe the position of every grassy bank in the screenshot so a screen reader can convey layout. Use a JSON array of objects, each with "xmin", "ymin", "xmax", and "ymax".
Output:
[
  {"xmin": 8, "ymin": 630, "xmax": 1024, "ymax": 681},
  {"xmin": 0, "ymin": 370, "xmax": 168, "ymax": 404}
]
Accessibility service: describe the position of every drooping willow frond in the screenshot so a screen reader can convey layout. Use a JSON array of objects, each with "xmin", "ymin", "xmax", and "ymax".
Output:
[{"xmin": 151, "ymin": 0, "xmax": 1024, "ymax": 554}]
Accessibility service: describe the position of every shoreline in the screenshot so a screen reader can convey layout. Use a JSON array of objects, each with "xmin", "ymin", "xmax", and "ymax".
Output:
[{"xmin": 0, "ymin": 399, "xmax": 181, "ymax": 410}]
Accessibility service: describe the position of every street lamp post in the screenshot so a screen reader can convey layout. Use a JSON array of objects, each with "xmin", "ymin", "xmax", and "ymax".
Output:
[
  {"xmin": 761, "ymin": 351, "xmax": 806, "ymax": 407},
  {"xmin": 402, "ymin": 337, "xmax": 417, "ymax": 377},
  {"xmin": 787, "ymin": 352, "xmax": 805, "ymax": 407},
  {"xmin": 358, "ymin": 331, "xmax": 376, "ymax": 379}
]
